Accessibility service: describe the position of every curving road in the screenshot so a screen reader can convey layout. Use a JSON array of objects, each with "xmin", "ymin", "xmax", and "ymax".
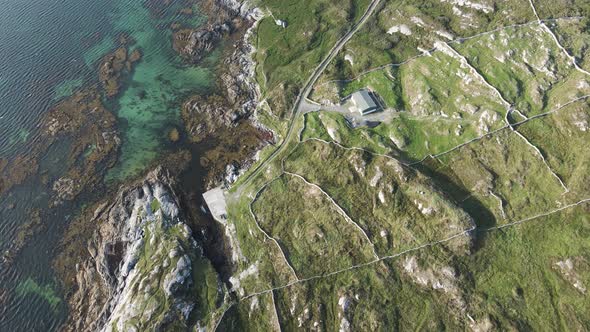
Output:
[{"xmin": 232, "ymin": 0, "xmax": 383, "ymax": 192}]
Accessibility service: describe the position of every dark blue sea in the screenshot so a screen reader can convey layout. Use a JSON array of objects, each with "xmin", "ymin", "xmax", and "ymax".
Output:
[{"xmin": 0, "ymin": 0, "xmax": 213, "ymax": 329}]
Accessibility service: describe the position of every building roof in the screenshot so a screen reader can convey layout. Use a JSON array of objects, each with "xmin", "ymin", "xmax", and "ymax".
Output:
[{"xmin": 351, "ymin": 90, "xmax": 378, "ymax": 114}]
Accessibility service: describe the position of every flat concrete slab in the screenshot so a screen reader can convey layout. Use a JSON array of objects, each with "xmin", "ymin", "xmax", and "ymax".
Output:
[
  {"xmin": 300, "ymin": 98, "xmax": 322, "ymax": 113},
  {"xmin": 320, "ymin": 101, "xmax": 397, "ymax": 128},
  {"xmin": 203, "ymin": 186, "xmax": 228, "ymax": 221}
]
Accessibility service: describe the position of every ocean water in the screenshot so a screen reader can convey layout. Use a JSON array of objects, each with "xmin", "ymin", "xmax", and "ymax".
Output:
[
  {"xmin": 0, "ymin": 0, "xmax": 110, "ymax": 156},
  {"xmin": 106, "ymin": 0, "xmax": 213, "ymax": 180},
  {"xmin": 0, "ymin": 0, "xmax": 214, "ymax": 329}
]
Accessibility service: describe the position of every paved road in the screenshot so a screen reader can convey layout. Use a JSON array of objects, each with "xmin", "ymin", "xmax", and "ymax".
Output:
[
  {"xmin": 231, "ymin": 0, "xmax": 383, "ymax": 192},
  {"xmin": 297, "ymin": 96, "xmax": 398, "ymax": 128},
  {"xmin": 300, "ymin": 99, "xmax": 321, "ymax": 113}
]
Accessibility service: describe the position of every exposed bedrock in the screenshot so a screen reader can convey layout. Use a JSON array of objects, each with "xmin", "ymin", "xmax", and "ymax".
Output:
[{"xmin": 56, "ymin": 168, "xmax": 223, "ymax": 331}]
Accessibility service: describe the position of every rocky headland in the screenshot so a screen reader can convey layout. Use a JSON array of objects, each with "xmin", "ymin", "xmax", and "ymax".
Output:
[
  {"xmin": 55, "ymin": 167, "xmax": 223, "ymax": 331},
  {"xmin": 3, "ymin": 0, "xmax": 271, "ymax": 329},
  {"xmin": 51, "ymin": 0, "xmax": 270, "ymax": 330}
]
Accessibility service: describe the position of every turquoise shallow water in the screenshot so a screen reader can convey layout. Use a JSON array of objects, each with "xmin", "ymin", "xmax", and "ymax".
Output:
[
  {"xmin": 0, "ymin": 0, "xmax": 215, "ymax": 329},
  {"xmin": 106, "ymin": 0, "xmax": 211, "ymax": 180}
]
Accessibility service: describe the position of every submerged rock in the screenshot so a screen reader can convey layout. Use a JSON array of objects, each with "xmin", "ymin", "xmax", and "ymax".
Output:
[
  {"xmin": 168, "ymin": 127, "xmax": 180, "ymax": 142},
  {"xmin": 0, "ymin": 154, "xmax": 38, "ymax": 198},
  {"xmin": 1, "ymin": 209, "xmax": 43, "ymax": 267},
  {"xmin": 99, "ymin": 47, "xmax": 142, "ymax": 98},
  {"xmin": 0, "ymin": 288, "xmax": 8, "ymax": 316},
  {"xmin": 0, "ymin": 81, "xmax": 121, "ymax": 207}
]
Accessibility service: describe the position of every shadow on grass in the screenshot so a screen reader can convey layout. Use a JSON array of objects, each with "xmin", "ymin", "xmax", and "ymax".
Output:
[{"xmin": 414, "ymin": 157, "xmax": 497, "ymax": 251}]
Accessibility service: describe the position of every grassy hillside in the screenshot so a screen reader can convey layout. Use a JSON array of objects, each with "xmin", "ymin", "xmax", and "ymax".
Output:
[
  {"xmin": 253, "ymin": 0, "xmax": 372, "ymax": 119},
  {"xmin": 217, "ymin": 0, "xmax": 590, "ymax": 330}
]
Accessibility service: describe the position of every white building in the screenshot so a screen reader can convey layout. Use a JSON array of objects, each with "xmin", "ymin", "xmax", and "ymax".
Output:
[
  {"xmin": 275, "ymin": 19, "xmax": 287, "ymax": 28},
  {"xmin": 349, "ymin": 90, "xmax": 379, "ymax": 115}
]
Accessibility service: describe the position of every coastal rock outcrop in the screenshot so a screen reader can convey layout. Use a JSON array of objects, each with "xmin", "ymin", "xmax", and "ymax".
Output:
[
  {"xmin": 172, "ymin": 0, "xmax": 261, "ymax": 63},
  {"xmin": 177, "ymin": 0, "xmax": 271, "ymax": 188},
  {"xmin": 177, "ymin": 0, "xmax": 262, "ymax": 129},
  {"xmin": 180, "ymin": 34, "xmax": 260, "ymax": 143},
  {"xmin": 173, "ymin": 24, "xmax": 231, "ymax": 63},
  {"xmin": 99, "ymin": 47, "xmax": 142, "ymax": 98},
  {"xmin": 56, "ymin": 168, "xmax": 223, "ymax": 331}
]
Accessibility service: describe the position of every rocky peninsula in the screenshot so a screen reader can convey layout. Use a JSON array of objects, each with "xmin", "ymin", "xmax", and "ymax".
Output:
[
  {"xmin": 51, "ymin": 0, "xmax": 270, "ymax": 330},
  {"xmin": 56, "ymin": 167, "xmax": 223, "ymax": 331}
]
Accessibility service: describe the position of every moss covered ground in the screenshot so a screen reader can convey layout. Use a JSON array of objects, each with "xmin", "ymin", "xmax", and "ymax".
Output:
[
  {"xmin": 546, "ymin": 17, "xmax": 590, "ymax": 72},
  {"xmin": 252, "ymin": 174, "xmax": 378, "ymax": 276},
  {"xmin": 453, "ymin": 24, "xmax": 577, "ymax": 115},
  {"xmin": 283, "ymin": 139, "xmax": 473, "ymax": 256},
  {"xmin": 515, "ymin": 99, "xmax": 590, "ymax": 200},
  {"xmin": 533, "ymin": 0, "xmax": 590, "ymax": 19}
]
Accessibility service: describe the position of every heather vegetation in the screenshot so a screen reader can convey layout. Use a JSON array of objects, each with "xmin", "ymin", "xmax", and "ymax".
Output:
[
  {"xmin": 317, "ymin": 0, "xmax": 535, "ymax": 79},
  {"xmin": 217, "ymin": 0, "xmax": 590, "ymax": 329}
]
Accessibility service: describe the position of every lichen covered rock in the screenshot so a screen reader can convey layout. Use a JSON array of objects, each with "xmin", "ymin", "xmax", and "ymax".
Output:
[{"xmin": 58, "ymin": 168, "xmax": 223, "ymax": 331}]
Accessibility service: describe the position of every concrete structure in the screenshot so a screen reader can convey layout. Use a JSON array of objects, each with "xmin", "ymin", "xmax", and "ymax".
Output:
[
  {"xmin": 275, "ymin": 19, "xmax": 287, "ymax": 28},
  {"xmin": 349, "ymin": 90, "xmax": 380, "ymax": 115},
  {"xmin": 203, "ymin": 186, "xmax": 228, "ymax": 221}
]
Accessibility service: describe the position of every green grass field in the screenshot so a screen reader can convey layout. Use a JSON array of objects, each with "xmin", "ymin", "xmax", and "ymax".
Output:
[
  {"xmin": 253, "ymin": 0, "xmax": 372, "ymax": 120},
  {"xmin": 216, "ymin": 0, "xmax": 590, "ymax": 330}
]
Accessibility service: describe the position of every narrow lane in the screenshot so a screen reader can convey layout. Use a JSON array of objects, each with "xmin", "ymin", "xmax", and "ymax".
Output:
[{"xmin": 232, "ymin": 0, "xmax": 383, "ymax": 192}]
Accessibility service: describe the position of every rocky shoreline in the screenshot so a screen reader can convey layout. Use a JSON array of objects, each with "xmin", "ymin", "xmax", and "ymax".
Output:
[
  {"xmin": 52, "ymin": 0, "xmax": 270, "ymax": 330},
  {"xmin": 177, "ymin": 0, "xmax": 270, "ymax": 188},
  {"xmin": 1, "ymin": 0, "xmax": 270, "ymax": 329}
]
